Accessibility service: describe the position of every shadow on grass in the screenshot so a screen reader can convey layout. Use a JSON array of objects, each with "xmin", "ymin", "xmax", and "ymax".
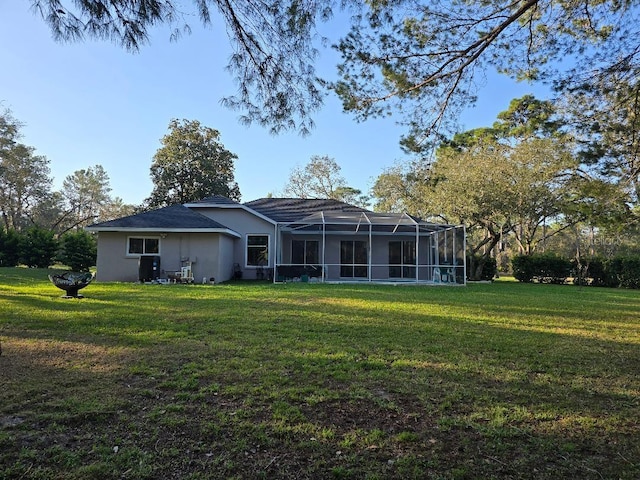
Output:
[{"xmin": 1, "ymin": 275, "xmax": 639, "ymax": 478}]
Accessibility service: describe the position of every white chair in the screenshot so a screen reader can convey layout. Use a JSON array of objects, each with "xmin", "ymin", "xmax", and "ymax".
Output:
[
  {"xmin": 180, "ymin": 265, "xmax": 194, "ymax": 283},
  {"xmin": 433, "ymin": 267, "xmax": 441, "ymax": 283}
]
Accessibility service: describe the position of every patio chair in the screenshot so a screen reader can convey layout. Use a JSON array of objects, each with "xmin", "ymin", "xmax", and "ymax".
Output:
[{"xmin": 180, "ymin": 265, "xmax": 194, "ymax": 283}]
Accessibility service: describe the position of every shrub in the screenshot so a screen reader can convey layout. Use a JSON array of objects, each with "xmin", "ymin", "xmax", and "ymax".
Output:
[
  {"xmin": 512, "ymin": 253, "xmax": 572, "ymax": 284},
  {"xmin": 466, "ymin": 254, "xmax": 497, "ymax": 281},
  {"xmin": 511, "ymin": 255, "xmax": 535, "ymax": 283},
  {"xmin": 535, "ymin": 253, "xmax": 572, "ymax": 284},
  {"xmin": 57, "ymin": 230, "xmax": 97, "ymax": 272},
  {"xmin": 572, "ymin": 257, "xmax": 610, "ymax": 287},
  {"xmin": 19, "ymin": 227, "xmax": 58, "ymax": 268},
  {"xmin": 0, "ymin": 229, "xmax": 21, "ymax": 267},
  {"xmin": 608, "ymin": 256, "xmax": 640, "ymax": 289}
]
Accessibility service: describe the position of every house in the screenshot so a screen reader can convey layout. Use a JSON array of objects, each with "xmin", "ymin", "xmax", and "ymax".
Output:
[{"xmin": 86, "ymin": 196, "xmax": 466, "ymax": 284}]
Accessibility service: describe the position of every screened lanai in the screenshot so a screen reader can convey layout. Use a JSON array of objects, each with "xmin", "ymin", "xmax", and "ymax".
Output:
[{"xmin": 273, "ymin": 210, "xmax": 466, "ymax": 284}]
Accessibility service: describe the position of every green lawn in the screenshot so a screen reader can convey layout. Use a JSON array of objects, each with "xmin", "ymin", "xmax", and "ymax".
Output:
[{"xmin": 1, "ymin": 268, "xmax": 639, "ymax": 479}]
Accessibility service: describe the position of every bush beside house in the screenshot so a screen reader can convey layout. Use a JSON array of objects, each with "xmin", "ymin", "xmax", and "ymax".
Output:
[{"xmin": 0, "ymin": 228, "xmax": 96, "ymax": 271}]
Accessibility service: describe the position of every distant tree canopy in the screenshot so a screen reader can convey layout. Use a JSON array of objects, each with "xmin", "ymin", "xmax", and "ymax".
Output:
[
  {"xmin": 0, "ymin": 108, "xmax": 134, "ymax": 234},
  {"xmin": 372, "ymin": 95, "xmax": 634, "ymax": 277},
  {"xmin": 28, "ymin": 1, "xmax": 640, "ymax": 142},
  {"xmin": 146, "ymin": 119, "xmax": 240, "ymax": 208},
  {"xmin": 283, "ymin": 155, "xmax": 370, "ymax": 207},
  {"xmin": 0, "ymin": 109, "xmax": 53, "ymax": 231}
]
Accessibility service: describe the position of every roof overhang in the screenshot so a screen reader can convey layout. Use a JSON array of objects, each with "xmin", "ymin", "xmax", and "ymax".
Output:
[{"xmin": 85, "ymin": 226, "xmax": 242, "ymax": 238}]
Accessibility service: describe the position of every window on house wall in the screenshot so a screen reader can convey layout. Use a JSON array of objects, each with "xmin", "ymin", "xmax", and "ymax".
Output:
[
  {"xmin": 340, "ymin": 240, "xmax": 368, "ymax": 277},
  {"xmin": 291, "ymin": 240, "xmax": 319, "ymax": 265},
  {"xmin": 389, "ymin": 241, "xmax": 416, "ymax": 278},
  {"xmin": 128, "ymin": 237, "xmax": 160, "ymax": 255},
  {"xmin": 247, "ymin": 234, "xmax": 269, "ymax": 267}
]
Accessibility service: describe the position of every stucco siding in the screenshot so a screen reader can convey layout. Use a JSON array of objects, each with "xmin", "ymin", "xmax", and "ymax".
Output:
[
  {"xmin": 194, "ymin": 207, "xmax": 276, "ymax": 279},
  {"xmin": 216, "ymin": 235, "xmax": 235, "ymax": 282},
  {"xmin": 95, "ymin": 232, "xmax": 140, "ymax": 282},
  {"xmin": 94, "ymin": 231, "xmax": 229, "ymax": 282}
]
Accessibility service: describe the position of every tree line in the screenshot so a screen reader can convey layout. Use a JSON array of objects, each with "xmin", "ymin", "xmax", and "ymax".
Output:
[
  {"xmin": 371, "ymin": 95, "xmax": 640, "ymax": 281},
  {"xmin": 3, "ymin": 95, "xmax": 639, "ymax": 282},
  {"xmin": 0, "ymin": 111, "xmax": 242, "ymax": 270},
  {"xmin": 0, "ymin": 109, "xmax": 134, "ymax": 234}
]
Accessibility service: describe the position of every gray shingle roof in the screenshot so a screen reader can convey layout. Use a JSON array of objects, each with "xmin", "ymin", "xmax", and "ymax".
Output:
[
  {"xmin": 244, "ymin": 198, "xmax": 368, "ymax": 223},
  {"xmin": 87, "ymin": 204, "xmax": 231, "ymax": 230}
]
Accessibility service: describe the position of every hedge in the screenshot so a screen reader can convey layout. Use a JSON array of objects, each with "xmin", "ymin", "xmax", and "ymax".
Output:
[
  {"xmin": 514, "ymin": 253, "xmax": 640, "ymax": 289},
  {"xmin": 512, "ymin": 253, "xmax": 572, "ymax": 284}
]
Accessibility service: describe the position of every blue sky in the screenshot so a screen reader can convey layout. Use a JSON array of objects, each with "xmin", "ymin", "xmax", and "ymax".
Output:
[{"xmin": 1, "ymin": 3, "xmax": 549, "ymax": 206}]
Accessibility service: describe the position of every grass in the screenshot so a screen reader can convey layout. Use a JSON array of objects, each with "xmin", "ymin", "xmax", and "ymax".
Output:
[{"xmin": 0, "ymin": 267, "xmax": 639, "ymax": 479}]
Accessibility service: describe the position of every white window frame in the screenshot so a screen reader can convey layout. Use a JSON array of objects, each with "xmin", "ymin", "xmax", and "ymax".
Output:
[
  {"xmin": 246, "ymin": 234, "xmax": 270, "ymax": 268},
  {"xmin": 126, "ymin": 236, "xmax": 161, "ymax": 256}
]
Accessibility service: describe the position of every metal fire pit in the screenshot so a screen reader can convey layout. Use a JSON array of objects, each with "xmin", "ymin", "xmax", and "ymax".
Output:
[{"xmin": 48, "ymin": 272, "xmax": 94, "ymax": 298}]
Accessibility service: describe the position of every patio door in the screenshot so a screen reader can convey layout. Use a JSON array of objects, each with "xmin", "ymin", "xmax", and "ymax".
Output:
[
  {"xmin": 292, "ymin": 240, "xmax": 319, "ymax": 265},
  {"xmin": 340, "ymin": 240, "xmax": 368, "ymax": 278},
  {"xmin": 388, "ymin": 241, "xmax": 416, "ymax": 278}
]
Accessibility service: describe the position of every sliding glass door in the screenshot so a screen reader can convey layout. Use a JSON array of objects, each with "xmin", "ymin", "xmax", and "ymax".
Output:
[
  {"xmin": 340, "ymin": 240, "xmax": 368, "ymax": 278},
  {"xmin": 388, "ymin": 241, "xmax": 416, "ymax": 278}
]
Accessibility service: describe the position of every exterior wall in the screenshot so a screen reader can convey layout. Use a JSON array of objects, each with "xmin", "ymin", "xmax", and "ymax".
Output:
[
  {"xmin": 94, "ymin": 231, "xmax": 232, "ymax": 282},
  {"xmin": 95, "ymin": 232, "xmax": 140, "ymax": 282},
  {"xmin": 194, "ymin": 207, "xmax": 276, "ymax": 280},
  {"xmin": 215, "ymin": 234, "xmax": 236, "ymax": 283}
]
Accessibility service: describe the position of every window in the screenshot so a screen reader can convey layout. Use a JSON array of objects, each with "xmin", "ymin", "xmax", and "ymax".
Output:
[
  {"xmin": 247, "ymin": 234, "xmax": 269, "ymax": 267},
  {"xmin": 291, "ymin": 240, "xmax": 319, "ymax": 265},
  {"xmin": 389, "ymin": 241, "xmax": 416, "ymax": 278},
  {"xmin": 128, "ymin": 237, "xmax": 159, "ymax": 255},
  {"xmin": 340, "ymin": 240, "xmax": 368, "ymax": 277}
]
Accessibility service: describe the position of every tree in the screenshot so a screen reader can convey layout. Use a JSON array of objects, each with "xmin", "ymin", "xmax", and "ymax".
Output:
[
  {"xmin": 372, "ymin": 96, "xmax": 591, "ymax": 278},
  {"xmin": 0, "ymin": 110, "xmax": 53, "ymax": 231},
  {"xmin": 59, "ymin": 165, "xmax": 113, "ymax": 232},
  {"xmin": 19, "ymin": 226, "xmax": 58, "ymax": 268},
  {"xmin": 560, "ymin": 76, "xmax": 640, "ymax": 203},
  {"xmin": 146, "ymin": 119, "xmax": 240, "ymax": 208},
  {"xmin": 29, "ymin": 1, "xmax": 640, "ymax": 143},
  {"xmin": 57, "ymin": 230, "xmax": 97, "ymax": 271},
  {"xmin": 31, "ymin": 0, "xmax": 327, "ymax": 135},
  {"xmin": 374, "ymin": 137, "xmax": 579, "ymax": 278},
  {"xmin": 283, "ymin": 155, "xmax": 370, "ymax": 207},
  {"xmin": 332, "ymin": 0, "xmax": 640, "ymax": 142},
  {"xmin": 284, "ymin": 155, "xmax": 344, "ymax": 199},
  {"xmin": 98, "ymin": 197, "xmax": 136, "ymax": 223},
  {"xmin": 0, "ymin": 228, "xmax": 21, "ymax": 267}
]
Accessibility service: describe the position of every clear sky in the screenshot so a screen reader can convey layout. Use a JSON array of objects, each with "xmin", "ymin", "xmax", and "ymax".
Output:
[{"xmin": 0, "ymin": 3, "xmax": 549, "ymax": 206}]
